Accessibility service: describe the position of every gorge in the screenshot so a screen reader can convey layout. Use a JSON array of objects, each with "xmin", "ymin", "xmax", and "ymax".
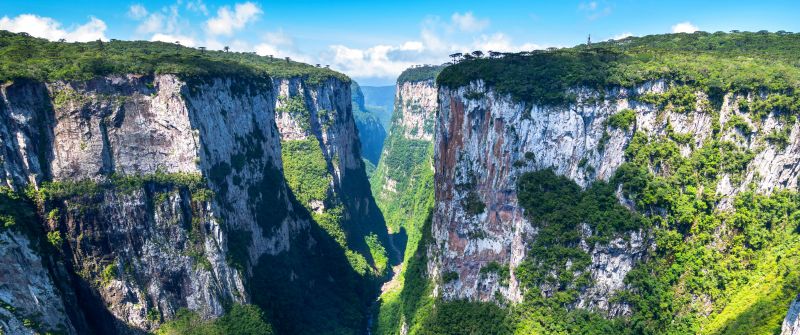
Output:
[{"xmin": 2, "ymin": 29, "xmax": 800, "ymax": 335}]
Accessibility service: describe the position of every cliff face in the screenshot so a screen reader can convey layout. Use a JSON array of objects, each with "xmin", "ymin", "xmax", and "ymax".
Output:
[
  {"xmin": 0, "ymin": 72, "xmax": 386, "ymax": 334},
  {"xmin": 351, "ymin": 82, "xmax": 387, "ymax": 165},
  {"xmin": 371, "ymin": 74, "xmax": 439, "ymax": 235},
  {"xmin": 431, "ymin": 79, "xmax": 800, "ymax": 312},
  {"xmin": 370, "ymin": 67, "xmax": 442, "ymax": 335}
]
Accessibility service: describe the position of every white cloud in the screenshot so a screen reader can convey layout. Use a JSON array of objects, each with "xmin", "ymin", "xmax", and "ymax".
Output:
[
  {"xmin": 471, "ymin": 33, "xmax": 541, "ymax": 52},
  {"xmin": 612, "ymin": 32, "xmax": 633, "ymax": 40},
  {"xmin": 128, "ymin": 4, "xmax": 148, "ymax": 19},
  {"xmin": 151, "ymin": 33, "xmax": 196, "ymax": 47},
  {"xmin": 320, "ymin": 19, "xmax": 544, "ymax": 81},
  {"xmin": 579, "ymin": 1, "xmax": 598, "ymax": 11},
  {"xmin": 252, "ymin": 30, "xmax": 311, "ymax": 63},
  {"xmin": 135, "ymin": 4, "xmax": 183, "ymax": 36},
  {"xmin": 451, "ymin": 12, "xmax": 489, "ymax": 32},
  {"xmin": 206, "ymin": 2, "xmax": 262, "ymax": 36},
  {"xmin": 0, "ymin": 14, "xmax": 107, "ymax": 42},
  {"xmin": 263, "ymin": 30, "xmax": 292, "ymax": 46},
  {"xmin": 328, "ymin": 44, "xmax": 414, "ymax": 78},
  {"xmin": 578, "ymin": 1, "xmax": 611, "ymax": 20},
  {"xmin": 186, "ymin": 0, "xmax": 209, "ymax": 15},
  {"xmin": 671, "ymin": 21, "xmax": 698, "ymax": 33}
]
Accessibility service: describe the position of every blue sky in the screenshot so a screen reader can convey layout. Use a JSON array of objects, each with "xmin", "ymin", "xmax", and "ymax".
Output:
[{"xmin": 1, "ymin": 1, "xmax": 799, "ymax": 85}]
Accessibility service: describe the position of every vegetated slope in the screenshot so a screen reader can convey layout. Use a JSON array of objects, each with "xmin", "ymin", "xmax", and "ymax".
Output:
[
  {"xmin": 360, "ymin": 85, "xmax": 396, "ymax": 129},
  {"xmin": 394, "ymin": 31, "xmax": 800, "ymax": 335},
  {"xmin": 0, "ymin": 31, "xmax": 391, "ymax": 335},
  {"xmin": 369, "ymin": 65, "xmax": 443, "ymax": 334},
  {"xmin": 352, "ymin": 81, "xmax": 387, "ymax": 166}
]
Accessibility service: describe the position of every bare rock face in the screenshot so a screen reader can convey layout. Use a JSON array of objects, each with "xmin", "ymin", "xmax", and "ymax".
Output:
[
  {"xmin": 395, "ymin": 80, "xmax": 438, "ymax": 141},
  {"xmin": 0, "ymin": 230, "xmax": 75, "ymax": 334},
  {"xmin": 371, "ymin": 77, "xmax": 439, "ymax": 233},
  {"xmin": 0, "ymin": 72, "xmax": 379, "ymax": 334},
  {"xmin": 431, "ymin": 79, "xmax": 800, "ymax": 313},
  {"xmin": 783, "ymin": 296, "xmax": 800, "ymax": 335}
]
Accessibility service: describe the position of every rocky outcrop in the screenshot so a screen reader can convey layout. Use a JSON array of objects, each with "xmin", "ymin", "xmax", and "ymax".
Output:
[
  {"xmin": 0, "ymin": 71, "xmax": 385, "ymax": 334},
  {"xmin": 431, "ymin": 79, "xmax": 800, "ymax": 312},
  {"xmin": 783, "ymin": 296, "xmax": 800, "ymax": 335}
]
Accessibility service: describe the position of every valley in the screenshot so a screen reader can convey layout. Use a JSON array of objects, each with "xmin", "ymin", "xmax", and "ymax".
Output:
[{"xmin": 2, "ymin": 28, "xmax": 800, "ymax": 335}]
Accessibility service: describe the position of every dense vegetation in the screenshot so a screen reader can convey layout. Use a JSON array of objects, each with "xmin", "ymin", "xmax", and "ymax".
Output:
[
  {"xmin": 515, "ymin": 170, "xmax": 645, "ymax": 296},
  {"xmin": 397, "ymin": 65, "xmax": 445, "ymax": 84},
  {"xmin": 156, "ymin": 305, "xmax": 274, "ymax": 335},
  {"xmin": 0, "ymin": 30, "xmax": 347, "ymax": 83},
  {"xmin": 281, "ymin": 139, "xmax": 331, "ymax": 205},
  {"xmin": 438, "ymin": 31, "xmax": 800, "ymax": 106}
]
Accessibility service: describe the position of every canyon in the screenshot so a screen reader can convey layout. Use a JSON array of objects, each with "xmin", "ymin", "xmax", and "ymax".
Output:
[{"xmin": 2, "ymin": 30, "xmax": 800, "ymax": 335}]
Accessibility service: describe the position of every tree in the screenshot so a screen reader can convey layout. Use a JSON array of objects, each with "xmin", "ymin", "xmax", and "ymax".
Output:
[
  {"xmin": 489, "ymin": 51, "xmax": 502, "ymax": 59},
  {"xmin": 199, "ymin": 47, "xmax": 206, "ymax": 53},
  {"xmin": 471, "ymin": 50, "xmax": 484, "ymax": 58},
  {"xmin": 224, "ymin": 46, "xmax": 230, "ymax": 52},
  {"xmin": 449, "ymin": 53, "xmax": 463, "ymax": 63}
]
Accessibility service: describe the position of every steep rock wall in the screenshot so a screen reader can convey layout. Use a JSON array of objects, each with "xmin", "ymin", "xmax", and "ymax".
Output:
[
  {"xmin": 784, "ymin": 296, "xmax": 800, "ymax": 335},
  {"xmin": 372, "ymin": 79, "xmax": 438, "ymax": 234},
  {"xmin": 431, "ymin": 79, "xmax": 800, "ymax": 313},
  {"xmin": 0, "ymin": 73, "xmax": 383, "ymax": 334}
]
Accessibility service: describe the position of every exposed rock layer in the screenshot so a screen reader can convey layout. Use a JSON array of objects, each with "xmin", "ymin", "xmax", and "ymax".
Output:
[
  {"xmin": 431, "ymin": 80, "xmax": 800, "ymax": 312},
  {"xmin": 0, "ymin": 73, "xmax": 383, "ymax": 334}
]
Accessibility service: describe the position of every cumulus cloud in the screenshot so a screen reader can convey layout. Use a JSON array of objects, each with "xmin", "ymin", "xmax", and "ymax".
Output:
[
  {"xmin": 128, "ymin": 4, "xmax": 148, "ymax": 19},
  {"xmin": 134, "ymin": 4, "xmax": 183, "ymax": 35},
  {"xmin": 472, "ymin": 33, "xmax": 540, "ymax": 52},
  {"xmin": 206, "ymin": 2, "xmax": 262, "ymax": 36},
  {"xmin": 671, "ymin": 21, "xmax": 698, "ymax": 33},
  {"xmin": 0, "ymin": 14, "xmax": 107, "ymax": 41},
  {"xmin": 611, "ymin": 32, "xmax": 633, "ymax": 40},
  {"xmin": 451, "ymin": 12, "xmax": 489, "ymax": 32},
  {"xmin": 253, "ymin": 30, "xmax": 312, "ymax": 63},
  {"xmin": 151, "ymin": 33, "xmax": 196, "ymax": 47},
  {"xmin": 320, "ymin": 16, "xmax": 543, "ymax": 81}
]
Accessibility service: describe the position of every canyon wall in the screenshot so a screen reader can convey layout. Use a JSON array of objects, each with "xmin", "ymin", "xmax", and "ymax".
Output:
[
  {"xmin": 431, "ymin": 79, "xmax": 800, "ymax": 313},
  {"xmin": 0, "ymin": 72, "xmax": 386, "ymax": 334}
]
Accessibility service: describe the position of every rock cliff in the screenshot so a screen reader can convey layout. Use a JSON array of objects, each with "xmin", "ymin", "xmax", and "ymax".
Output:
[
  {"xmin": 371, "ymin": 66, "xmax": 442, "ymax": 235},
  {"xmin": 432, "ymin": 78, "xmax": 800, "ymax": 309},
  {"xmin": 0, "ymin": 69, "xmax": 388, "ymax": 334},
  {"xmin": 410, "ymin": 31, "xmax": 800, "ymax": 334}
]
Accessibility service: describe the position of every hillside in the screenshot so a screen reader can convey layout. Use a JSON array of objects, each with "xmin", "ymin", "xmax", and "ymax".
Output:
[
  {"xmin": 376, "ymin": 31, "xmax": 800, "ymax": 335},
  {"xmin": 0, "ymin": 31, "xmax": 391, "ymax": 335}
]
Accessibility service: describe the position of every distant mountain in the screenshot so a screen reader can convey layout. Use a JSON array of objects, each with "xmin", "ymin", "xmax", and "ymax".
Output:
[
  {"xmin": 352, "ymin": 82, "xmax": 388, "ymax": 165},
  {"xmin": 360, "ymin": 85, "xmax": 395, "ymax": 129}
]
